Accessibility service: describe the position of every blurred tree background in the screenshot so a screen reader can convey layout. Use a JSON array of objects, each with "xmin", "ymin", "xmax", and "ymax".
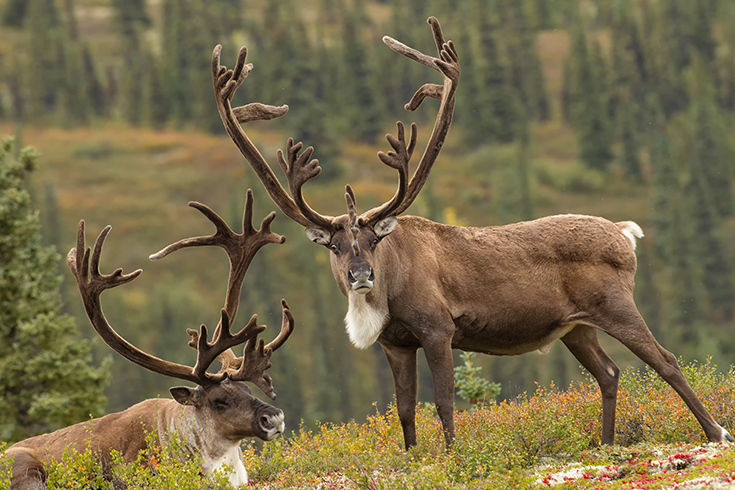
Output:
[
  {"xmin": 1, "ymin": 0, "xmax": 734, "ymax": 442},
  {"xmin": 0, "ymin": 137, "xmax": 109, "ymax": 442}
]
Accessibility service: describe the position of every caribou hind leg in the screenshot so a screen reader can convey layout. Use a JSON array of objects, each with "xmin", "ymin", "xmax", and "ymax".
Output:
[
  {"xmin": 592, "ymin": 300, "xmax": 734, "ymax": 443},
  {"xmin": 561, "ymin": 325, "xmax": 621, "ymax": 445}
]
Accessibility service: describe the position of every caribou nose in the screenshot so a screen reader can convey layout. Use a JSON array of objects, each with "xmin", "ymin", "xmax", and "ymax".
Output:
[
  {"xmin": 348, "ymin": 267, "xmax": 374, "ymax": 293},
  {"xmin": 260, "ymin": 410, "xmax": 285, "ymax": 440}
]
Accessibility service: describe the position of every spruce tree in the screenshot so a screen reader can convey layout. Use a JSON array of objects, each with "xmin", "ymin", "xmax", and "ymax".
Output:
[
  {"xmin": 111, "ymin": 0, "xmax": 148, "ymax": 126},
  {"xmin": 160, "ymin": 0, "xmax": 187, "ymax": 124},
  {"xmin": 660, "ymin": 0, "xmax": 693, "ymax": 73},
  {"xmin": 254, "ymin": 0, "xmax": 304, "ymax": 122},
  {"xmin": 567, "ymin": 16, "xmax": 613, "ymax": 171},
  {"xmin": 498, "ymin": 0, "xmax": 550, "ymax": 121},
  {"xmin": 689, "ymin": 0, "xmax": 717, "ymax": 64},
  {"xmin": 57, "ymin": 40, "xmax": 89, "ymax": 126},
  {"xmin": 458, "ymin": 0, "xmax": 519, "ymax": 146},
  {"xmin": 185, "ymin": 0, "xmax": 220, "ymax": 133},
  {"xmin": 141, "ymin": 49, "xmax": 170, "ymax": 130},
  {"xmin": 339, "ymin": 4, "xmax": 384, "ymax": 144},
  {"xmin": 1, "ymin": 0, "xmax": 27, "ymax": 27},
  {"xmin": 285, "ymin": 23, "xmax": 341, "ymax": 181},
  {"xmin": 0, "ymin": 137, "xmax": 110, "ymax": 443},
  {"xmin": 647, "ymin": 98, "xmax": 701, "ymax": 341},
  {"xmin": 24, "ymin": 0, "xmax": 62, "ymax": 121},
  {"xmin": 682, "ymin": 61, "xmax": 734, "ymax": 321},
  {"xmin": 686, "ymin": 60, "xmax": 733, "ymax": 219},
  {"xmin": 81, "ymin": 44, "xmax": 109, "ymax": 119},
  {"xmin": 640, "ymin": 0, "xmax": 687, "ymax": 117},
  {"xmin": 616, "ymin": 87, "xmax": 643, "ymax": 182}
]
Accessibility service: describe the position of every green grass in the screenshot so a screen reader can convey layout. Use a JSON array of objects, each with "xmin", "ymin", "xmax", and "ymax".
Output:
[{"xmin": 3, "ymin": 360, "xmax": 733, "ymax": 489}]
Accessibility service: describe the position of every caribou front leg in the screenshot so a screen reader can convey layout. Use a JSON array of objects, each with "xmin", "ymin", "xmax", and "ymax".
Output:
[{"xmin": 380, "ymin": 342, "xmax": 419, "ymax": 449}]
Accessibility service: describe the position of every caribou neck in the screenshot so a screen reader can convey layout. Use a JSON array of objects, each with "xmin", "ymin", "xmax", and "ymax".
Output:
[{"xmin": 159, "ymin": 403, "xmax": 249, "ymax": 486}]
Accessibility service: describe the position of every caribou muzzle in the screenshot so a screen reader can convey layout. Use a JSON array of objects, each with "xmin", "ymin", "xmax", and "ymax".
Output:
[
  {"xmin": 259, "ymin": 408, "xmax": 285, "ymax": 441},
  {"xmin": 347, "ymin": 267, "xmax": 375, "ymax": 294}
]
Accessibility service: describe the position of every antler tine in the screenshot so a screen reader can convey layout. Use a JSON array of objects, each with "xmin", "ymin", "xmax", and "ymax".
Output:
[
  {"xmin": 265, "ymin": 299, "xmax": 295, "ymax": 353},
  {"xmin": 345, "ymin": 186, "xmax": 358, "ymax": 226},
  {"xmin": 362, "ymin": 17, "xmax": 459, "ymax": 220},
  {"xmin": 227, "ymin": 300, "xmax": 295, "ymax": 400},
  {"xmin": 213, "ymin": 44, "xmax": 335, "ymax": 231},
  {"xmin": 67, "ymin": 221, "xmax": 142, "ymax": 294},
  {"xmin": 277, "ymin": 138, "xmax": 335, "ymax": 230},
  {"xmin": 68, "ymin": 221, "xmax": 210, "ymax": 386},
  {"xmin": 361, "ymin": 121, "xmax": 417, "ymax": 225},
  {"xmin": 149, "ymin": 191, "xmax": 285, "ymax": 333},
  {"xmin": 191, "ymin": 309, "xmax": 266, "ymax": 381},
  {"xmin": 345, "ymin": 187, "xmax": 361, "ymax": 255}
]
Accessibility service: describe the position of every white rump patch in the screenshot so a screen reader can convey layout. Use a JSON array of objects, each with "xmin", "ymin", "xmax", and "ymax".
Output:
[
  {"xmin": 345, "ymin": 293, "xmax": 388, "ymax": 349},
  {"xmin": 618, "ymin": 221, "xmax": 644, "ymax": 250}
]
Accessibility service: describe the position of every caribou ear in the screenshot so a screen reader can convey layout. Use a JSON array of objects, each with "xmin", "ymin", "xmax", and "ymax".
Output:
[
  {"xmin": 305, "ymin": 227, "xmax": 331, "ymax": 246},
  {"xmin": 374, "ymin": 216, "xmax": 398, "ymax": 239},
  {"xmin": 170, "ymin": 386, "xmax": 202, "ymax": 407}
]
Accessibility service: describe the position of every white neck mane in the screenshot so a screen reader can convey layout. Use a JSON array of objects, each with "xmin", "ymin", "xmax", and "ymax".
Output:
[
  {"xmin": 345, "ymin": 293, "xmax": 389, "ymax": 349},
  {"xmin": 164, "ymin": 406, "xmax": 249, "ymax": 486}
]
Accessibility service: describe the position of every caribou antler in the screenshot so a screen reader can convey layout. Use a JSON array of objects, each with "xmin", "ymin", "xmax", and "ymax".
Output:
[
  {"xmin": 213, "ymin": 16, "xmax": 458, "ymax": 239},
  {"xmin": 69, "ymin": 190, "xmax": 293, "ymax": 395},
  {"xmin": 150, "ymin": 189, "xmax": 284, "ymax": 337},
  {"xmin": 361, "ymin": 16, "xmax": 460, "ymax": 224},
  {"xmin": 150, "ymin": 190, "xmax": 294, "ymax": 398},
  {"xmin": 212, "ymin": 45, "xmax": 335, "ymax": 232},
  {"xmin": 67, "ymin": 221, "xmax": 263, "ymax": 386}
]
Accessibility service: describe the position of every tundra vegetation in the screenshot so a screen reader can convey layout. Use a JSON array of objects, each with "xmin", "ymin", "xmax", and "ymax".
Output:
[
  {"xmin": 1, "ymin": 0, "xmax": 734, "ymax": 431},
  {"xmin": 0, "ymin": 359, "xmax": 733, "ymax": 488}
]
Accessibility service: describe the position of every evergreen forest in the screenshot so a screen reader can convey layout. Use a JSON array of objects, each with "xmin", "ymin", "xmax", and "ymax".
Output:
[{"xmin": 1, "ymin": 0, "xmax": 735, "ymax": 442}]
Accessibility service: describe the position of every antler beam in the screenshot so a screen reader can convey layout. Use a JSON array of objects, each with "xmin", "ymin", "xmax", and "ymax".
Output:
[
  {"xmin": 361, "ymin": 16, "xmax": 459, "ymax": 224},
  {"xmin": 212, "ymin": 45, "xmax": 335, "ymax": 231},
  {"xmin": 68, "ymin": 221, "xmax": 261, "ymax": 386}
]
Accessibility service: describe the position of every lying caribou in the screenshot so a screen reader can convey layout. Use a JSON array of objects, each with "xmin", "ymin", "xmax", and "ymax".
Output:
[
  {"xmin": 5, "ymin": 191, "xmax": 293, "ymax": 488},
  {"xmin": 210, "ymin": 15, "xmax": 734, "ymax": 450}
]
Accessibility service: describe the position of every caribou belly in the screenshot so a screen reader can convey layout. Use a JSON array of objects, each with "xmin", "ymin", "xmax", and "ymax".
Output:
[{"xmin": 451, "ymin": 314, "xmax": 579, "ymax": 356}]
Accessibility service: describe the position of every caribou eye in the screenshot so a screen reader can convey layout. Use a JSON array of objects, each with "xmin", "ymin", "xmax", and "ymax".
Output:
[
  {"xmin": 211, "ymin": 398, "xmax": 229, "ymax": 411},
  {"xmin": 372, "ymin": 237, "xmax": 379, "ymax": 248},
  {"xmin": 330, "ymin": 243, "xmax": 339, "ymax": 254}
]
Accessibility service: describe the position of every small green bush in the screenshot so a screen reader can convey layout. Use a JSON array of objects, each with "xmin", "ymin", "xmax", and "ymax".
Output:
[{"xmin": 454, "ymin": 352, "xmax": 502, "ymax": 407}]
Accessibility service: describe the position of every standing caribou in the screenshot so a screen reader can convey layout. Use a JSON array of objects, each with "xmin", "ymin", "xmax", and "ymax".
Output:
[
  {"xmin": 211, "ymin": 16, "xmax": 733, "ymax": 449},
  {"xmin": 5, "ymin": 191, "xmax": 293, "ymax": 488}
]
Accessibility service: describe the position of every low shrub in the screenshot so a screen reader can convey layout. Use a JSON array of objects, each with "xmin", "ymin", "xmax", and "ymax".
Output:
[{"xmin": 1, "ymin": 359, "xmax": 733, "ymax": 489}]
